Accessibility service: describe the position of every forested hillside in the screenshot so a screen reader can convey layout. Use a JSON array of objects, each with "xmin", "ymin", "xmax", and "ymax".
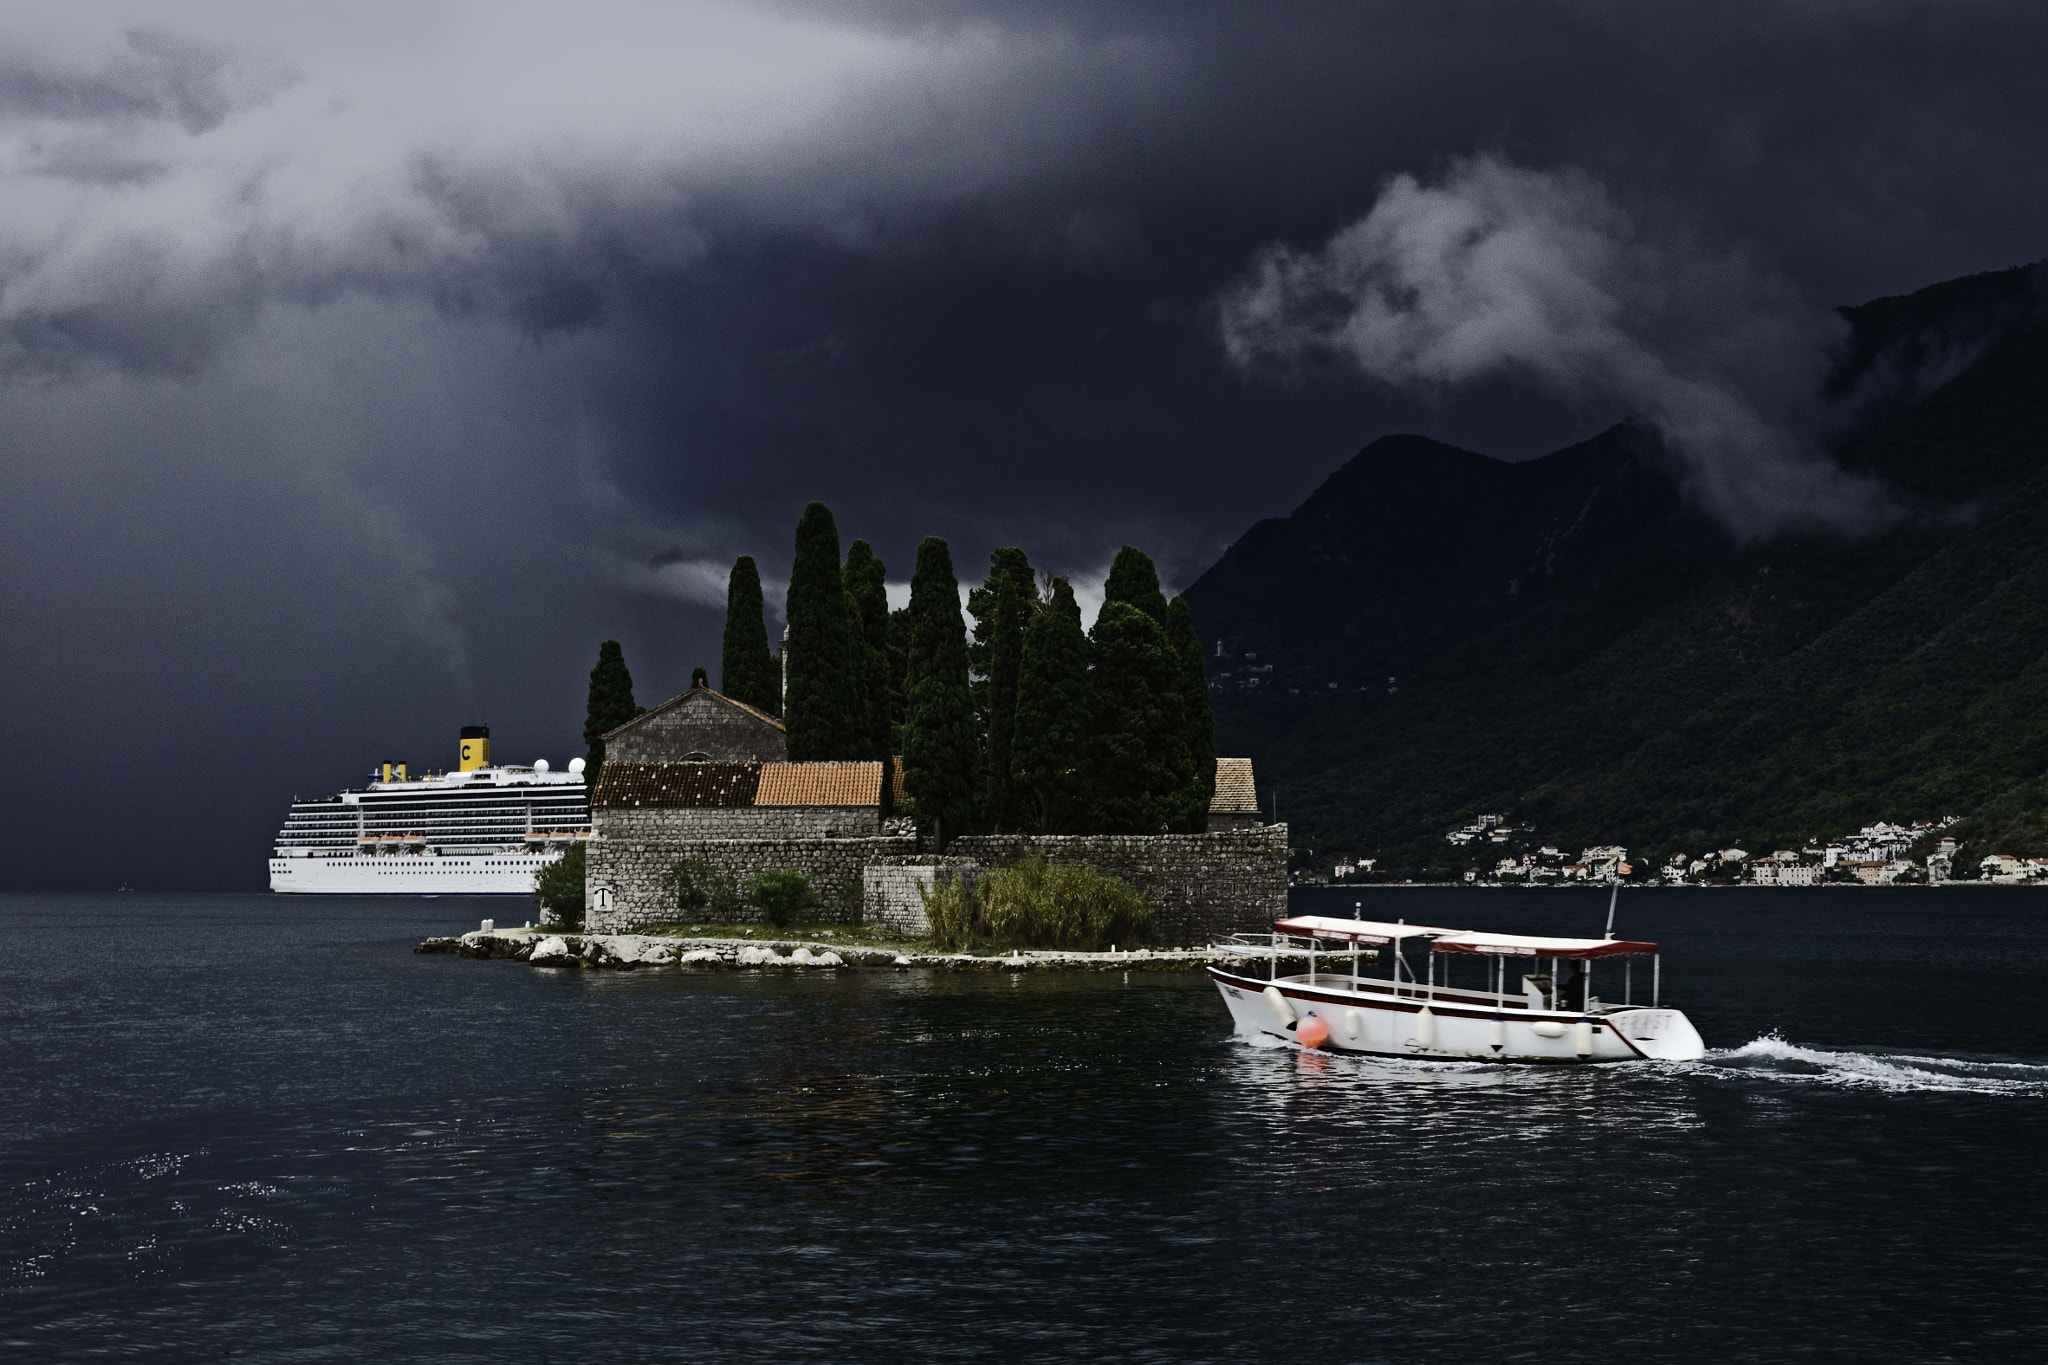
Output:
[{"xmin": 1188, "ymin": 263, "xmax": 2048, "ymax": 874}]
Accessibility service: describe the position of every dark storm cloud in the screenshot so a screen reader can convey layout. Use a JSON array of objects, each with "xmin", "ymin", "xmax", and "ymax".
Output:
[{"xmin": 3, "ymin": 1, "xmax": 2046, "ymax": 888}]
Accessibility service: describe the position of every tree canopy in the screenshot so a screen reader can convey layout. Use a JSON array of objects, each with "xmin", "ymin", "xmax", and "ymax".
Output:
[
  {"xmin": 968, "ymin": 547, "xmax": 1036, "ymax": 830},
  {"xmin": 583, "ymin": 638, "xmax": 643, "ymax": 774},
  {"xmin": 719, "ymin": 555, "xmax": 779, "ymax": 714},
  {"xmin": 1012, "ymin": 577, "xmax": 1092, "ymax": 833},
  {"xmin": 902, "ymin": 536, "xmax": 980, "ymax": 847},
  {"xmin": 1103, "ymin": 545, "xmax": 1168, "ymax": 625},
  {"xmin": 1086, "ymin": 601, "xmax": 1191, "ymax": 834},
  {"xmin": 843, "ymin": 539, "xmax": 895, "ymax": 770},
  {"xmin": 783, "ymin": 502, "xmax": 865, "ymax": 760},
  {"xmin": 1165, "ymin": 596, "xmax": 1216, "ymax": 832}
]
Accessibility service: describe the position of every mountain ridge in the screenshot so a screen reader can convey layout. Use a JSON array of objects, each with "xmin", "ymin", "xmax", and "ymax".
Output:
[{"xmin": 1189, "ymin": 260, "xmax": 2048, "ymax": 874}]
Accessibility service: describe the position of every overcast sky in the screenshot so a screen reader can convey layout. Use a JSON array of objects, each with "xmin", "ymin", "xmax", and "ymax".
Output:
[{"xmin": 3, "ymin": 1, "xmax": 2043, "ymax": 889}]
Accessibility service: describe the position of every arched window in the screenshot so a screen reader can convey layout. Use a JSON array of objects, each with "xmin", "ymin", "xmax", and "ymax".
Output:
[{"xmin": 683, "ymin": 750, "xmax": 712, "ymax": 762}]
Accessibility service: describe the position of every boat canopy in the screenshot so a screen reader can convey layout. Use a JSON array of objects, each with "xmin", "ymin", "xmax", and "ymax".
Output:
[
  {"xmin": 1432, "ymin": 931, "xmax": 1657, "ymax": 959},
  {"xmin": 1271, "ymin": 915, "xmax": 1461, "ymax": 946}
]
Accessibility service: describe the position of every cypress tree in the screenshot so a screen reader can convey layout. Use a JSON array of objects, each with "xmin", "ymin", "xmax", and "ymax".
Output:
[
  {"xmin": 1085, "ymin": 601, "xmax": 1189, "ymax": 834},
  {"xmin": 1011, "ymin": 577, "xmax": 1091, "ymax": 833},
  {"xmin": 842, "ymin": 539, "xmax": 894, "ymax": 767},
  {"xmin": 1103, "ymin": 544, "xmax": 1168, "ymax": 626},
  {"xmin": 885, "ymin": 605, "xmax": 911, "ymax": 753},
  {"xmin": 783, "ymin": 502, "xmax": 863, "ymax": 760},
  {"xmin": 1165, "ymin": 596, "xmax": 1215, "ymax": 833},
  {"xmin": 902, "ymin": 536, "xmax": 980, "ymax": 849},
  {"xmin": 719, "ymin": 555, "xmax": 778, "ymax": 713},
  {"xmin": 967, "ymin": 547, "xmax": 1036, "ymax": 831},
  {"xmin": 583, "ymin": 639, "xmax": 643, "ymax": 776}
]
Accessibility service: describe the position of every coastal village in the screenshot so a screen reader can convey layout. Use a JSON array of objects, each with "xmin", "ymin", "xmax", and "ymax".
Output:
[{"xmin": 1312, "ymin": 813, "xmax": 2048, "ymax": 886}]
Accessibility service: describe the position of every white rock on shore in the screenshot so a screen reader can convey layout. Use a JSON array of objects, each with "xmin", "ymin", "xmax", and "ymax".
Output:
[{"xmin": 530, "ymin": 936, "xmax": 573, "ymax": 966}]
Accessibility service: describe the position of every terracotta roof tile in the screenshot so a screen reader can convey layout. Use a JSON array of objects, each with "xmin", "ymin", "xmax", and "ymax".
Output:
[
  {"xmin": 1209, "ymin": 758, "xmax": 1258, "ymax": 813},
  {"xmin": 755, "ymin": 761, "xmax": 884, "ymax": 807},
  {"xmin": 592, "ymin": 762, "xmax": 761, "ymax": 808}
]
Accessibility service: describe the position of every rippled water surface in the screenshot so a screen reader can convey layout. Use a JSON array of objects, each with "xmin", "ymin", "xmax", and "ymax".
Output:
[{"xmin": 4, "ymin": 887, "xmax": 2047, "ymax": 1362}]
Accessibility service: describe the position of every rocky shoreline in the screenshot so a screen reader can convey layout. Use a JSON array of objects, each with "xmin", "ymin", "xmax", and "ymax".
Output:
[{"xmin": 416, "ymin": 926, "xmax": 1276, "ymax": 973}]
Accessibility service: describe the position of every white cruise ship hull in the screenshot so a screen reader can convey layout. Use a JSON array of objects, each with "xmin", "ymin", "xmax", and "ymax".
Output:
[{"xmin": 269, "ymin": 851, "xmax": 561, "ymax": 895}]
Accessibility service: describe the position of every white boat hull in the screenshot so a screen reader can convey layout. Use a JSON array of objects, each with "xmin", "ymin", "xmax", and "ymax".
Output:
[
  {"xmin": 1210, "ymin": 967, "xmax": 1706, "ymax": 1063},
  {"xmin": 269, "ymin": 851, "xmax": 560, "ymax": 895}
]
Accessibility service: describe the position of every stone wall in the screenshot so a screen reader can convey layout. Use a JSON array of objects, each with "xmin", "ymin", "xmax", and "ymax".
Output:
[
  {"xmin": 588, "ymin": 833, "xmax": 916, "ymax": 932},
  {"xmin": 946, "ymin": 828, "xmax": 1288, "ymax": 946},
  {"xmin": 862, "ymin": 860, "xmax": 978, "ymax": 937},
  {"xmin": 587, "ymin": 822, "xmax": 1288, "ymax": 944},
  {"xmin": 598, "ymin": 805, "xmax": 880, "ymax": 841}
]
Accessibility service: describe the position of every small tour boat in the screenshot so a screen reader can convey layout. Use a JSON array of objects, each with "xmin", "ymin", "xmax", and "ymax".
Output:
[{"xmin": 1209, "ymin": 912, "xmax": 1706, "ymax": 1063}]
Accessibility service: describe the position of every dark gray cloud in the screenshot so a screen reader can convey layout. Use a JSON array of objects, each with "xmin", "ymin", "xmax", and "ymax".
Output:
[{"xmin": 1, "ymin": 1, "xmax": 2044, "ymax": 888}]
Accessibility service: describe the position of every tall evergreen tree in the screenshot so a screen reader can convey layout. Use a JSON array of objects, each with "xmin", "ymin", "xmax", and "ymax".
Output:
[
  {"xmin": 885, "ymin": 605, "xmax": 911, "ymax": 753},
  {"xmin": 1102, "ymin": 545, "xmax": 1168, "ymax": 625},
  {"xmin": 1165, "ymin": 596, "xmax": 1215, "ymax": 833},
  {"xmin": 1085, "ymin": 601, "xmax": 1190, "ymax": 834},
  {"xmin": 783, "ymin": 502, "xmax": 863, "ymax": 760},
  {"xmin": 902, "ymin": 536, "xmax": 980, "ymax": 848},
  {"xmin": 583, "ymin": 639, "xmax": 643, "ymax": 775},
  {"xmin": 842, "ymin": 539, "xmax": 894, "ymax": 767},
  {"xmin": 1011, "ymin": 577, "xmax": 1091, "ymax": 833},
  {"xmin": 967, "ymin": 547, "xmax": 1036, "ymax": 830},
  {"xmin": 719, "ymin": 555, "xmax": 778, "ymax": 713}
]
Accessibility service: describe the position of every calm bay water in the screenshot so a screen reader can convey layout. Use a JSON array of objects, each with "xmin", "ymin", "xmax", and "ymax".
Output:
[{"xmin": 3, "ymin": 886, "xmax": 2046, "ymax": 1362}]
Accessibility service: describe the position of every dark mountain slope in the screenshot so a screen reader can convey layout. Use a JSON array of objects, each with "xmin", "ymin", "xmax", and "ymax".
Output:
[
  {"xmin": 1194, "ymin": 265, "xmax": 2048, "ymax": 869},
  {"xmin": 1185, "ymin": 425, "xmax": 1728, "ymax": 694}
]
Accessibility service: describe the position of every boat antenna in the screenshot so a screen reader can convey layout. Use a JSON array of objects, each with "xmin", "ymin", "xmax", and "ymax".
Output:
[{"xmin": 1603, "ymin": 883, "xmax": 1619, "ymax": 939}]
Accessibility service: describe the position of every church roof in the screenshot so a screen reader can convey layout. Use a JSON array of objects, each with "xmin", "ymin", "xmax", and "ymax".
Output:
[
  {"xmin": 592, "ymin": 760, "xmax": 883, "ymax": 809},
  {"xmin": 1210, "ymin": 758, "xmax": 1259, "ymax": 814},
  {"xmin": 593, "ymin": 762, "xmax": 760, "ymax": 808},
  {"xmin": 756, "ymin": 761, "xmax": 884, "ymax": 807},
  {"xmin": 598, "ymin": 685, "xmax": 785, "ymax": 742}
]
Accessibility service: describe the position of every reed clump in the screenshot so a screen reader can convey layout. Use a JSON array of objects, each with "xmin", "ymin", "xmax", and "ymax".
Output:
[{"xmin": 923, "ymin": 852, "xmax": 1153, "ymax": 951}]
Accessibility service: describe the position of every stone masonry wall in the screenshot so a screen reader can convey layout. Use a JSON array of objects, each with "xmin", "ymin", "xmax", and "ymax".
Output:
[
  {"xmin": 946, "ymin": 829, "xmax": 1288, "ymax": 947},
  {"xmin": 597, "ymin": 806, "xmax": 881, "ymax": 841},
  {"xmin": 588, "ymin": 822, "xmax": 1287, "ymax": 943},
  {"xmin": 588, "ymin": 833, "xmax": 916, "ymax": 933}
]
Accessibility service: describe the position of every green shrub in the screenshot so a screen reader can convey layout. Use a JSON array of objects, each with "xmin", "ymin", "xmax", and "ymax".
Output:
[
  {"xmin": 746, "ymin": 868, "xmax": 817, "ymax": 927},
  {"xmin": 923, "ymin": 852, "xmax": 1152, "ymax": 951},
  {"xmin": 534, "ymin": 842, "xmax": 586, "ymax": 929}
]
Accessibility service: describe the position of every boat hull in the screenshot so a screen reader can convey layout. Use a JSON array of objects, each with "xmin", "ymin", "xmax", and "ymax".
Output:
[
  {"xmin": 268, "ymin": 851, "xmax": 560, "ymax": 895},
  {"xmin": 1210, "ymin": 966, "xmax": 1706, "ymax": 1063}
]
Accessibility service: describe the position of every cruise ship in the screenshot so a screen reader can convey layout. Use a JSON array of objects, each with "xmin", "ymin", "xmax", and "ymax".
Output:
[{"xmin": 269, "ymin": 726, "xmax": 590, "ymax": 894}]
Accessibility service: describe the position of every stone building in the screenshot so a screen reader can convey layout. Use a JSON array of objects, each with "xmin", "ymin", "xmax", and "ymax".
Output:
[
  {"xmin": 1207, "ymin": 757, "xmax": 1261, "ymax": 830},
  {"xmin": 602, "ymin": 684, "xmax": 786, "ymax": 763},
  {"xmin": 584, "ymin": 682, "xmax": 1287, "ymax": 943}
]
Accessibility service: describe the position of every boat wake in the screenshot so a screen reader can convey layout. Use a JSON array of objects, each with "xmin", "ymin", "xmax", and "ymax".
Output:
[{"xmin": 1699, "ymin": 1034, "xmax": 2048, "ymax": 1096}]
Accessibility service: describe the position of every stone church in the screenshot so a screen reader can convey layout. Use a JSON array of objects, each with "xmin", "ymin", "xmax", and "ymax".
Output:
[{"xmin": 584, "ymin": 682, "xmax": 1284, "ymax": 943}]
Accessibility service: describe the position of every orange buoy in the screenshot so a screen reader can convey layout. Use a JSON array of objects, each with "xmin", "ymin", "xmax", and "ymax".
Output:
[{"xmin": 1296, "ymin": 1016, "xmax": 1330, "ymax": 1048}]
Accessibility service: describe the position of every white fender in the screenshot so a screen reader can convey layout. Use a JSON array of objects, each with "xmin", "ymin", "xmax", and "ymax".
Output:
[
  {"xmin": 1263, "ymin": 985, "xmax": 1297, "ymax": 1026},
  {"xmin": 1488, "ymin": 1018, "xmax": 1506, "ymax": 1053},
  {"xmin": 1573, "ymin": 1020, "xmax": 1594, "ymax": 1058},
  {"xmin": 1342, "ymin": 1009, "xmax": 1364, "ymax": 1041},
  {"xmin": 1531, "ymin": 1021, "xmax": 1568, "ymax": 1039},
  {"xmin": 1414, "ymin": 1007, "xmax": 1436, "ymax": 1049}
]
